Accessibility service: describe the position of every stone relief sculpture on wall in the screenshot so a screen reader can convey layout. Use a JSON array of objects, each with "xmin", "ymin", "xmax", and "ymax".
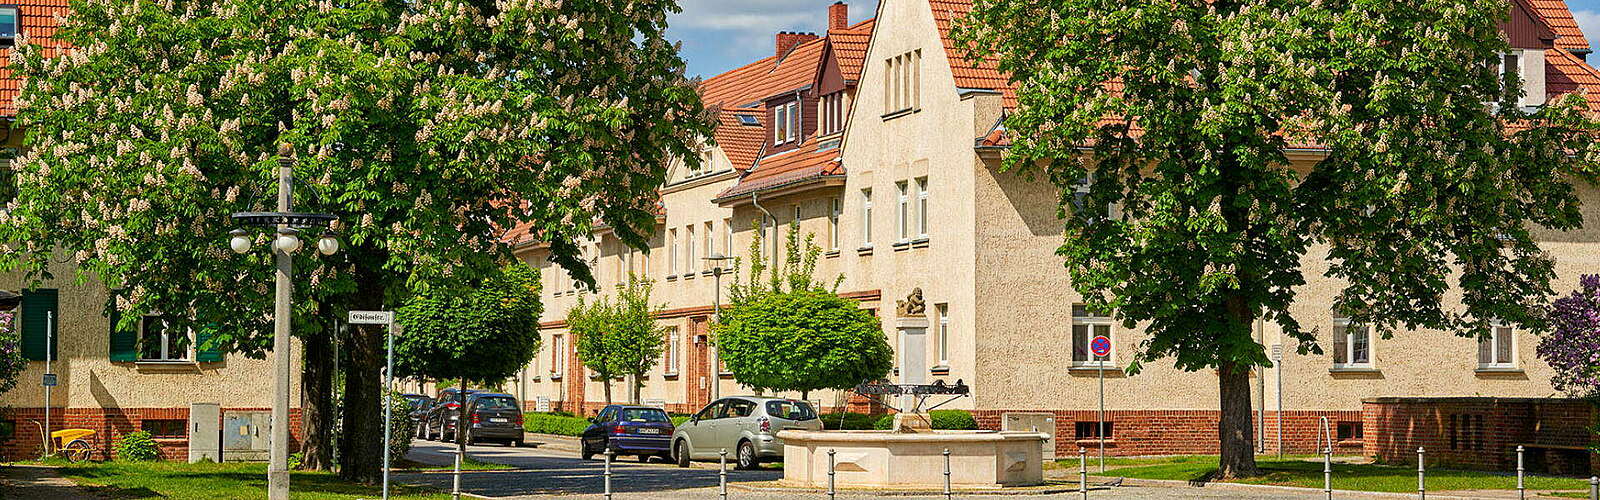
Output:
[{"xmin": 896, "ymin": 287, "xmax": 925, "ymax": 317}]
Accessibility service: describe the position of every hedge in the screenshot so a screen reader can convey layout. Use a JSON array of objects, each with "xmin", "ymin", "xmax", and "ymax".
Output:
[
  {"xmin": 523, "ymin": 413, "xmax": 591, "ymax": 436},
  {"xmin": 872, "ymin": 410, "xmax": 978, "ymax": 431},
  {"xmin": 820, "ymin": 412, "xmax": 877, "ymax": 430}
]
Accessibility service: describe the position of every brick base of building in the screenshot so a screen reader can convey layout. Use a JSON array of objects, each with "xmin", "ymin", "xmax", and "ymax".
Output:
[
  {"xmin": 1364, "ymin": 397, "xmax": 1597, "ymax": 475},
  {"xmin": 0, "ymin": 407, "xmax": 304, "ymax": 462},
  {"xmin": 972, "ymin": 409, "xmax": 1364, "ymax": 457}
]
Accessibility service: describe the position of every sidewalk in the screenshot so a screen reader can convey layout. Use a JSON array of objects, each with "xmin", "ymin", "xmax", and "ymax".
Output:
[
  {"xmin": 522, "ymin": 432, "xmax": 580, "ymax": 452},
  {"xmin": 0, "ymin": 464, "xmax": 99, "ymax": 500}
]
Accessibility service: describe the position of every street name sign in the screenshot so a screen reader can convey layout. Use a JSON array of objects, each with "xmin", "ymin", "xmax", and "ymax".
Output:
[{"xmin": 349, "ymin": 311, "xmax": 394, "ymax": 325}]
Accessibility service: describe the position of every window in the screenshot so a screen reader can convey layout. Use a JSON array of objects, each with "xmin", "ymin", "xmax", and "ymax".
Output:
[
  {"xmin": 696, "ymin": 401, "xmax": 726, "ymax": 421},
  {"xmin": 936, "ymin": 304, "xmax": 950, "ymax": 365},
  {"xmin": 1478, "ymin": 323, "xmax": 1515, "ymax": 368},
  {"xmin": 0, "ymin": 6, "xmax": 16, "ymax": 45},
  {"xmin": 663, "ymin": 327, "xmax": 680, "ymax": 375},
  {"xmin": 774, "ymin": 104, "xmax": 788, "ymax": 145},
  {"xmin": 829, "ymin": 197, "xmax": 841, "ymax": 251},
  {"xmin": 703, "ymin": 222, "xmax": 714, "ymax": 263},
  {"xmin": 723, "ymin": 218, "xmax": 733, "ymax": 258},
  {"xmin": 860, "ymin": 189, "xmax": 873, "ymax": 246},
  {"xmin": 1448, "ymin": 414, "xmax": 1485, "ymax": 450},
  {"xmin": 668, "ymin": 229, "xmax": 678, "ymax": 276},
  {"xmin": 1071, "ymin": 305, "xmax": 1112, "ymax": 366},
  {"xmin": 896, "ymin": 181, "xmax": 909, "ymax": 241},
  {"xmin": 1500, "ymin": 52, "xmax": 1521, "ymax": 100},
  {"xmin": 737, "ymin": 114, "xmax": 760, "ymax": 126},
  {"xmin": 820, "ymin": 92, "xmax": 846, "ymax": 135},
  {"xmin": 685, "ymin": 225, "xmax": 696, "ymax": 274},
  {"xmin": 551, "ymin": 335, "xmax": 566, "ymax": 377},
  {"xmin": 915, "ymin": 177, "xmax": 928, "ymax": 238},
  {"xmin": 0, "ymin": 154, "xmax": 15, "ymax": 206},
  {"xmin": 1336, "ymin": 422, "xmax": 1363, "ymax": 441},
  {"xmin": 793, "ymin": 204, "xmax": 802, "ymax": 226},
  {"xmin": 787, "ymin": 101, "xmax": 800, "ymax": 143},
  {"xmin": 884, "ymin": 50, "xmax": 922, "ymax": 114},
  {"xmin": 142, "ymin": 419, "xmax": 187, "ymax": 438},
  {"xmin": 1332, "ymin": 316, "xmax": 1371, "ymax": 367},
  {"xmin": 139, "ymin": 316, "xmax": 190, "ymax": 362},
  {"xmin": 1075, "ymin": 421, "xmax": 1113, "ymax": 440}
]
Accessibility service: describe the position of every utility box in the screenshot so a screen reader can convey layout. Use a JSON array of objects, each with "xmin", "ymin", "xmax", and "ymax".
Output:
[
  {"xmin": 188, "ymin": 403, "xmax": 220, "ymax": 463},
  {"xmin": 1002, "ymin": 412, "xmax": 1057, "ymax": 460},
  {"xmin": 222, "ymin": 411, "xmax": 271, "ymax": 462}
]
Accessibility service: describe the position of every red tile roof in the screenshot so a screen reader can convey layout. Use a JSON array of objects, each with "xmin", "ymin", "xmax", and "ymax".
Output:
[
  {"xmin": 930, "ymin": 0, "xmax": 1017, "ymax": 110},
  {"xmin": 716, "ymin": 110, "xmax": 767, "ymax": 169},
  {"xmin": 1528, "ymin": 0, "xmax": 1590, "ymax": 53},
  {"xmin": 830, "ymin": 18, "xmax": 876, "ymax": 82},
  {"xmin": 0, "ymin": 1, "xmax": 72, "ymax": 117},
  {"xmin": 714, "ymin": 137, "xmax": 844, "ymax": 201}
]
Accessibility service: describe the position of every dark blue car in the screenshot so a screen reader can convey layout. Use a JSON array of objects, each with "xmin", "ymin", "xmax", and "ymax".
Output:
[{"xmin": 581, "ymin": 405, "xmax": 675, "ymax": 462}]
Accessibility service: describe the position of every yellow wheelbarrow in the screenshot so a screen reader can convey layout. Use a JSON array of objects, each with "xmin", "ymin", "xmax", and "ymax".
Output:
[{"xmin": 51, "ymin": 429, "xmax": 96, "ymax": 462}]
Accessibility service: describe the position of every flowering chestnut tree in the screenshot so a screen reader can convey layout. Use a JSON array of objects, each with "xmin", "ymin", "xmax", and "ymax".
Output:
[
  {"xmin": 960, "ymin": 0, "xmax": 1600, "ymax": 477},
  {"xmin": 0, "ymin": 0, "xmax": 709, "ymax": 481},
  {"xmin": 1538, "ymin": 276, "xmax": 1600, "ymax": 397},
  {"xmin": 0, "ymin": 311, "xmax": 26, "ymax": 397}
]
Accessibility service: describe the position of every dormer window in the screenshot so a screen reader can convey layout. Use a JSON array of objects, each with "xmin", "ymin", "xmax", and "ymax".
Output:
[
  {"xmin": 1493, "ymin": 49, "xmax": 1546, "ymax": 109},
  {"xmin": 820, "ymin": 92, "xmax": 846, "ymax": 135},
  {"xmin": 772, "ymin": 101, "xmax": 800, "ymax": 145},
  {"xmin": 0, "ymin": 6, "xmax": 18, "ymax": 47}
]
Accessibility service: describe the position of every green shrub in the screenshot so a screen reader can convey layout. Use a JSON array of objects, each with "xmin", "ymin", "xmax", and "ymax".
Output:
[
  {"xmin": 114, "ymin": 431, "xmax": 160, "ymax": 461},
  {"xmin": 670, "ymin": 416, "xmax": 690, "ymax": 427},
  {"xmin": 523, "ymin": 413, "xmax": 591, "ymax": 436},
  {"xmin": 386, "ymin": 391, "xmax": 416, "ymax": 463},
  {"xmin": 821, "ymin": 412, "xmax": 877, "ymax": 430},
  {"xmin": 870, "ymin": 410, "xmax": 978, "ymax": 431},
  {"xmin": 547, "ymin": 410, "xmax": 576, "ymax": 418}
]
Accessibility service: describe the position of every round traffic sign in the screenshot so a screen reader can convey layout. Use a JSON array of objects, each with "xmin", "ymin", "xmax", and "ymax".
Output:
[{"xmin": 1090, "ymin": 336, "xmax": 1112, "ymax": 357}]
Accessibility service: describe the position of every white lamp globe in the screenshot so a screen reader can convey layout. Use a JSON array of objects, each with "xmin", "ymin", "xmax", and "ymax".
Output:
[
  {"xmin": 317, "ymin": 233, "xmax": 339, "ymax": 256},
  {"xmin": 275, "ymin": 233, "xmax": 302, "ymax": 254},
  {"xmin": 229, "ymin": 230, "xmax": 252, "ymax": 255}
]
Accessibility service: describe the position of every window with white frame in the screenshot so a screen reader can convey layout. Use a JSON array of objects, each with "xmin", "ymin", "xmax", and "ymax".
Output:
[
  {"xmin": 793, "ymin": 204, "xmax": 802, "ymax": 225},
  {"xmin": 723, "ymin": 218, "xmax": 733, "ymax": 257},
  {"xmin": 139, "ymin": 315, "xmax": 190, "ymax": 362},
  {"xmin": 668, "ymin": 228, "xmax": 678, "ymax": 276},
  {"xmin": 685, "ymin": 224, "xmax": 696, "ymax": 274},
  {"xmin": 787, "ymin": 101, "xmax": 800, "ymax": 143},
  {"xmin": 703, "ymin": 222, "xmax": 714, "ymax": 263},
  {"xmin": 1332, "ymin": 316, "xmax": 1372, "ymax": 368},
  {"xmin": 915, "ymin": 177, "xmax": 928, "ymax": 238},
  {"xmin": 552, "ymin": 334, "xmax": 566, "ymax": 377},
  {"xmin": 821, "ymin": 92, "xmax": 846, "ymax": 135},
  {"xmin": 1071, "ymin": 305, "xmax": 1112, "ymax": 366},
  {"xmin": 774, "ymin": 104, "xmax": 788, "ymax": 145},
  {"xmin": 936, "ymin": 303, "xmax": 950, "ymax": 365},
  {"xmin": 829, "ymin": 197, "xmax": 841, "ymax": 251},
  {"xmin": 896, "ymin": 181, "xmax": 909, "ymax": 241},
  {"xmin": 1478, "ymin": 323, "xmax": 1516, "ymax": 369},
  {"xmin": 663, "ymin": 327, "xmax": 680, "ymax": 375},
  {"xmin": 861, "ymin": 189, "xmax": 873, "ymax": 246},
  {"xmin": 883, "ymin": 50, "xmax": 922, "ymax": 114}
]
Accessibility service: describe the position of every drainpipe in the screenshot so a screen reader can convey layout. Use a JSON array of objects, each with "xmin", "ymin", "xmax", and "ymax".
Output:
[{"xmin": 751, "ymin": 191, "xmax": 776, "ymax": 268}]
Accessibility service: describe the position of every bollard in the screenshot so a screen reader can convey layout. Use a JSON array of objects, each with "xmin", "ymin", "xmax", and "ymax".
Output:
[
  {"xmin": 1323, "ymin": 445, "xmax": 1332, "ymax": 500},
  {"xmin": 1590, "ymin": 476, "xmax": 1597, "ymax": 500},
  {"xmin": 719, "ymin": 448, "xmax": 728, "ymax": 500},
  {"xmin": 604, "ymin": 448, "xmax": 615, "ymax": 500},
  {"xmin": 451, "ymin": 451, "xmax": 462, "ymax": 500},
  {"xmin": 1417, "ymin": 447, "xmax": 1426, "ymax": 500},
  {"xmin": 1079, "ymin": 447, "xmax": 1088, "ymax": 500},
  {"xmin": 1517, "ymin": 445, "xmax": 1525, "ymax": 500},
  {"xmin": 943, "ymin": 448, "xmax": 953, "ymax": 500},
  {"xmin": 828, "ymin": 448, "xmax": 837, "ymax": 500}
]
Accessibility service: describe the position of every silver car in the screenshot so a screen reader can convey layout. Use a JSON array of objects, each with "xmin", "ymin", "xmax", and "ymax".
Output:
[{"xmin": 671, "ymin": 397, "xmax": 822, "ymax": 470}]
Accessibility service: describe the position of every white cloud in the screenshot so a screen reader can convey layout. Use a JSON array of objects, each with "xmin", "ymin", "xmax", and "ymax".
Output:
[
  {"xmin": 669, "ymin": 0, "xmax": 879, "ymax": 76},
  {"xmin": 1574, "ymin": 9, "xmax": 1600, "ymax": 52}
]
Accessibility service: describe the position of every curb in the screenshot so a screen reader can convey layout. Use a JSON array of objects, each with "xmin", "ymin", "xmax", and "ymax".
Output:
[
  {"xmin": 1096, "ymin": 475, "xmax": 1578, "ymax": 499},
  {"xmin": 728, "ymin": 481, "xmax": 1090, "ymax": 497}
]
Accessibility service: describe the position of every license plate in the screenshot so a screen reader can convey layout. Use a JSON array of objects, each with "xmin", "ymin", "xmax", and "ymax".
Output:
[
  {"xmin": 490, "ymin": 418, "xmax": 508, "ymax": 423},
  {"xmin": 636, "ymin": 428, "xmax": 661, "ymax": 434}
]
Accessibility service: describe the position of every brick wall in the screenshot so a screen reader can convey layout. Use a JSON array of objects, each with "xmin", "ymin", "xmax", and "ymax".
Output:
[
  {"xmin": 0, "ymin": 407, "xmax": 304, "ymax": 462},
  {"xmin": 973, "ymin": 409, "xmax": 1362, "ymax": 457},
  {"xmin": 1364, "ymin": 397, "xmax": 1595, "ymax": 474}
]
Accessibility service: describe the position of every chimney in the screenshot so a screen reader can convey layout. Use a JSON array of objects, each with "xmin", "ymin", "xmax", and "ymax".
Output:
[
  {"xmin": 829, "ymin": 2, "xmax": 850, "ymax": 31},
  {"xmin": 776, "ymin": 31, "xmax": 819, "ymax": 59}
]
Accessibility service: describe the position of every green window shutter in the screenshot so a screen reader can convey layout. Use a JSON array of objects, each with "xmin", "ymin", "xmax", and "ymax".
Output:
[
  {"xmin": 20, "ymin": 289, "xmax": 58, "ymax": 361},
  {"xmin": 195, "ymin": 323, "xmax": 223, "ymax": 363},
  {"xmin": 108, "ymin": 306, "xmax": 136, "ymax": 362}
]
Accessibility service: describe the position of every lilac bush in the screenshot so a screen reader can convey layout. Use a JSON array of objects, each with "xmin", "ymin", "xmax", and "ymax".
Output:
[
  {"xmin": 0, "ymin": 311, "xmax": 24, "ymax": 396},
  {"xmin": 1537, "ymin": 275, "xmax": 1600, "ymax": 396}
]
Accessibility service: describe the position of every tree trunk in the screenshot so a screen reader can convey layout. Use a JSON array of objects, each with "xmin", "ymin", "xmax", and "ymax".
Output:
[
  {"xmin": 299, "ymin": 320, "xmax": 336, "ymax": 471},
  {"xmin": 800, "ymin": 389, "xmax": 809, "ymax": 402},
  {"xmin": 630, "ymin": 374, "xmax": 642, "ymax": 405},
  {"xmin": 338, "ymin": 319, "xmax": 384, "ymax": 483},
  {"xmin": 601, "ymin": 377, "xmax": 613, "ymax": 406},
  {"xmin": 1215, "ymin": 361, "xmax": 1262, "ymax": 479},
  {"xmin": 456, "ymin": 378, "xmax": 469, "ymax": 458}
]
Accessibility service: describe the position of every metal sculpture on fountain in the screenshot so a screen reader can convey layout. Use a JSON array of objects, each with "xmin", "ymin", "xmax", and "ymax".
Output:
[{"xmin": 851, "ymin": 379, "xmax": 970, "ymax": 432}]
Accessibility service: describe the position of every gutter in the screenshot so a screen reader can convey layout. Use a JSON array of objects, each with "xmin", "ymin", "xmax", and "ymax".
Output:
[{"xmin": 710, "ymin": 172, "xmax": 842, "ymax": 205}]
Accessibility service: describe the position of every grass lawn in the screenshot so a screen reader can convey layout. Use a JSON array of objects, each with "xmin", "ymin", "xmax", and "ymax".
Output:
[
  {"xmin": 395, "ymin": 456, "xmax": 514, "ymax": 471},
  {"xmin": 1096, "ymin": 455, "xmax": 1592, "ymax": 493},
  {"xmin": 56, "ymin": 461, "xmax": 450, "ymax": 499}
]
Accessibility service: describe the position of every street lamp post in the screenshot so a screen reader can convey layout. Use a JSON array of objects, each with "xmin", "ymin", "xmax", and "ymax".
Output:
[
  {"xmin": 703, "ymin": 253, "xmax": 732, "ymax": 401},
  {"xmin": 229, "ymin": 144, "xmax": 340, "ymax": 500}
]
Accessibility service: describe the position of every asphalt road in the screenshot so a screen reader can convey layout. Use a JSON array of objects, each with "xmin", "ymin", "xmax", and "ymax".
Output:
[{"xmin": 396, "ymin": 439, "xmax": 1403, "ymax": 499}]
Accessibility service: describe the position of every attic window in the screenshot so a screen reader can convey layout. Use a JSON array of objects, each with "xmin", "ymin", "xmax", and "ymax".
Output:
[
  {"xmin": 737, "ymin": 115, "xmax": 760, "ymax": 126},
  {"xmin": 0, "ymin": 6, "xmax": 17, "ymax": 45}
]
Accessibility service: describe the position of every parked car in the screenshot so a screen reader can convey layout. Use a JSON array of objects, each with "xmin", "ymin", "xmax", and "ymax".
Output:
[
  {"xmin": 402, "ymin": 394, "xmax": 431, "ymax": 437},
  {"xmin": 581, "ymin": 405, "xmax": 675, "ymax": 463},
  {"xmin": 461, "ymin": 393, "xmax": 525, "ymax": 447},
  {"xmin": 671, "ymin": 397, "xmax": 821, "ymax": 470},
  {"xmin": 426, "ymin": 388, "xmax": 478, "ymax": 441}
]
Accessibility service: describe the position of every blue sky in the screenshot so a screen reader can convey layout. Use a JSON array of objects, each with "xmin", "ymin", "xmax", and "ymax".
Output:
[
  {"xmin": 671, "ymin": 0, "xmax": 1600, "ymax": 79},
  {"xmin": 668, "ymin": 0, "xmax": 879, "ymax": 78}
]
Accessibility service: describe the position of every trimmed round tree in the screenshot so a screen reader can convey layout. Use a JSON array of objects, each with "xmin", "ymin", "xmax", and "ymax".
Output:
[
  {"xmin": 569, "ymin": 277, "xmax": 666, "ymax": 406},
  {"xmin": 1537, "ymin": 275, "xmax": 1600, "ymax": 397},
  {"xmin": 715, "ymin": 223, "xmax": 892, "ymax": 400}
]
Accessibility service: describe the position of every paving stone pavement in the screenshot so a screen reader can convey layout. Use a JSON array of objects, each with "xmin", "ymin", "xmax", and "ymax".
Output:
[{"xmin": 0, "ymin": 464, "xmax": 102, "ymax": 500}]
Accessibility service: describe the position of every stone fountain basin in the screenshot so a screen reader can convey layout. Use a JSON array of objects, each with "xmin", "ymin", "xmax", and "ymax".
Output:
[{"xmin": 776, "ymin": 429, "xmax": 1050, "ymax": 489}]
